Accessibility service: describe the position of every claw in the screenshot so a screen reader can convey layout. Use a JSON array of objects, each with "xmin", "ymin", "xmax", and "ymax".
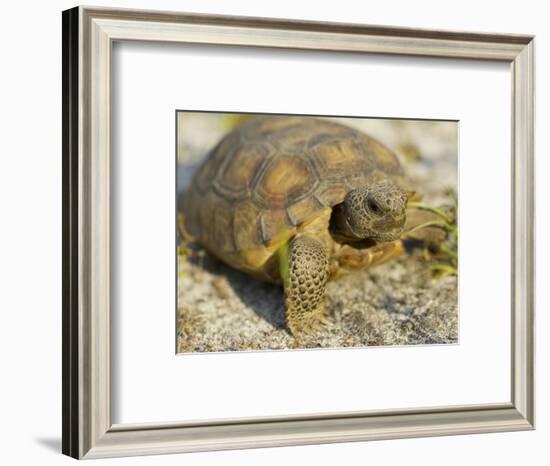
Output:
[{"xmin": 288, "ymin": 309, "xmax": 333, "ymax": 342}]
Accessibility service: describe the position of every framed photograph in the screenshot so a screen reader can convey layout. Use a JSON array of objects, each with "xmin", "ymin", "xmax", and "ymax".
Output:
[
  {"xmin": 176, "ymin": 111, "xmax": 459, "ymax": 353},
  {"xmin": 62, "ymin": 6, "xmax": 535, "ymax": 459}
]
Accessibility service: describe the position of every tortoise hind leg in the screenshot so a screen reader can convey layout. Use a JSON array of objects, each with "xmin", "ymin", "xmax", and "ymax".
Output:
[{"xmin": 283, "ymin": 235, "xmax": 330, "ymax": 338}]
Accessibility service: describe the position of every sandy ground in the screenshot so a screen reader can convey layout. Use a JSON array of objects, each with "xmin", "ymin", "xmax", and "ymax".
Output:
[
  {"xmin": 177, "ymin": 114, "xmax": 458, "ymax": 353},
  {"xmin": 177, "ymin": 251, "xmax": 457, "ymax": 352}
]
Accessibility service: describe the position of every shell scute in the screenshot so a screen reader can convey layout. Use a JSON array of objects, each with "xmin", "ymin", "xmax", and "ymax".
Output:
[
  {"xmin": 286, "ymin": 195, "xmax": 327, "ymax": 227},
  {"xmin": 310, "ymin": 137, "xmax": 375, "ymax": 182},
  {"xmin": 259, "ymin": 208, "xmax": 293, "ymax": 246},
  {"xmin": 213, "ymin": 141, "xmax": 273, "ymax": 202},
  {"xmin": 358, "ymin": 134, "xmax": 403, "ymax": 174},
  {"xmin": 252, "ymin": 155, "xmax": 318, "ymax": 210},
  {"xmin": 232, "ymin": 201, "xmax": 263, "ymax": 255},
  {"xmin": 312, "ymin": 183, "xmax": 349, "ymax": 207},
  {"xmin": 193, "ymin": 131, "xmax": 239, "ymax": 195},
  {"xmin": 212, "ymin": 202, "xmax": 236, "ymax": 253}
]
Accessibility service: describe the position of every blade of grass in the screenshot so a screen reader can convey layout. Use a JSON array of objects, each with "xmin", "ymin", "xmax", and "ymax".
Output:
[
  {"xmin": 404, "ymin": 220, "xmax": 450, "ymax": 237},
  {"xmin": 407, "ymin": 202, "xmax": 453, "ymax": 223}
]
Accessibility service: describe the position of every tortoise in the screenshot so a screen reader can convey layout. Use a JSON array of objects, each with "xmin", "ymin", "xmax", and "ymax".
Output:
[{"xmin": 182, "ymin": 116, "xmax": 419, "ymax": 337}]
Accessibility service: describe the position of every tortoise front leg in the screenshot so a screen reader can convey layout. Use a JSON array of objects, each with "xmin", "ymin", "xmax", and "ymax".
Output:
[
  {"xmin": 283, "ymin": 235, "xmax": 330, "ymax": 338},
  {"xmin": 330, "ymin": 240, "xmax": 404, "ymax": 280}
]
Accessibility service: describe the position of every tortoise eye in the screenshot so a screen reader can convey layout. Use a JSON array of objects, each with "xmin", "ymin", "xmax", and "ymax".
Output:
[{"xmin": 367, "ymin": 198, "xmax": 381, "ymax": 214}]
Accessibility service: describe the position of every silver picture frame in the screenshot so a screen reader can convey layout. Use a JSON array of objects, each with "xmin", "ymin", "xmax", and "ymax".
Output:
[{"xmin": 62, "ymin": 6, "xmax": 535, "ymax": 459}]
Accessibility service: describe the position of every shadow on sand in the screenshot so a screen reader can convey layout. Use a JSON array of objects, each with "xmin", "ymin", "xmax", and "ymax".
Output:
[{"xmin": 186, "ymin": 250, "xmax": 287, "ymax": 330}]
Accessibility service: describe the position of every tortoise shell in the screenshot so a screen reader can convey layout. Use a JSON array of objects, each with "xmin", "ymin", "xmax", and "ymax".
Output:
[{"xmin": 182, "ymin": 116, "xmax": 410, "ymax": 277}]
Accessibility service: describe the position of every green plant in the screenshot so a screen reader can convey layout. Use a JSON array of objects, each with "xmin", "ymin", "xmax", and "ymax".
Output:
[
  {"xmin": 406, "ymin": 189, "xmax": 458, "ymax": 278},
  {"xmin": 222, "ymin": 113, "xmax": 255, "ymax": 131}
]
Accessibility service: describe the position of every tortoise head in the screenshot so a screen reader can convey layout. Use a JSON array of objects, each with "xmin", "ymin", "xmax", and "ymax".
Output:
[{"xmin": 330, "ymin": 180, "xmax": 409, "ymax": 243}]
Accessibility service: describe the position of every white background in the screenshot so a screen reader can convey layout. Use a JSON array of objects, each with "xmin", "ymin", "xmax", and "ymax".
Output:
[
  {"xmin": 0, "ymin": 0, "xmax": 547, "ymax": 465},
  {"xmin": 114, "ymin": 43, "xmax": 510, "ymax": 423}
]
